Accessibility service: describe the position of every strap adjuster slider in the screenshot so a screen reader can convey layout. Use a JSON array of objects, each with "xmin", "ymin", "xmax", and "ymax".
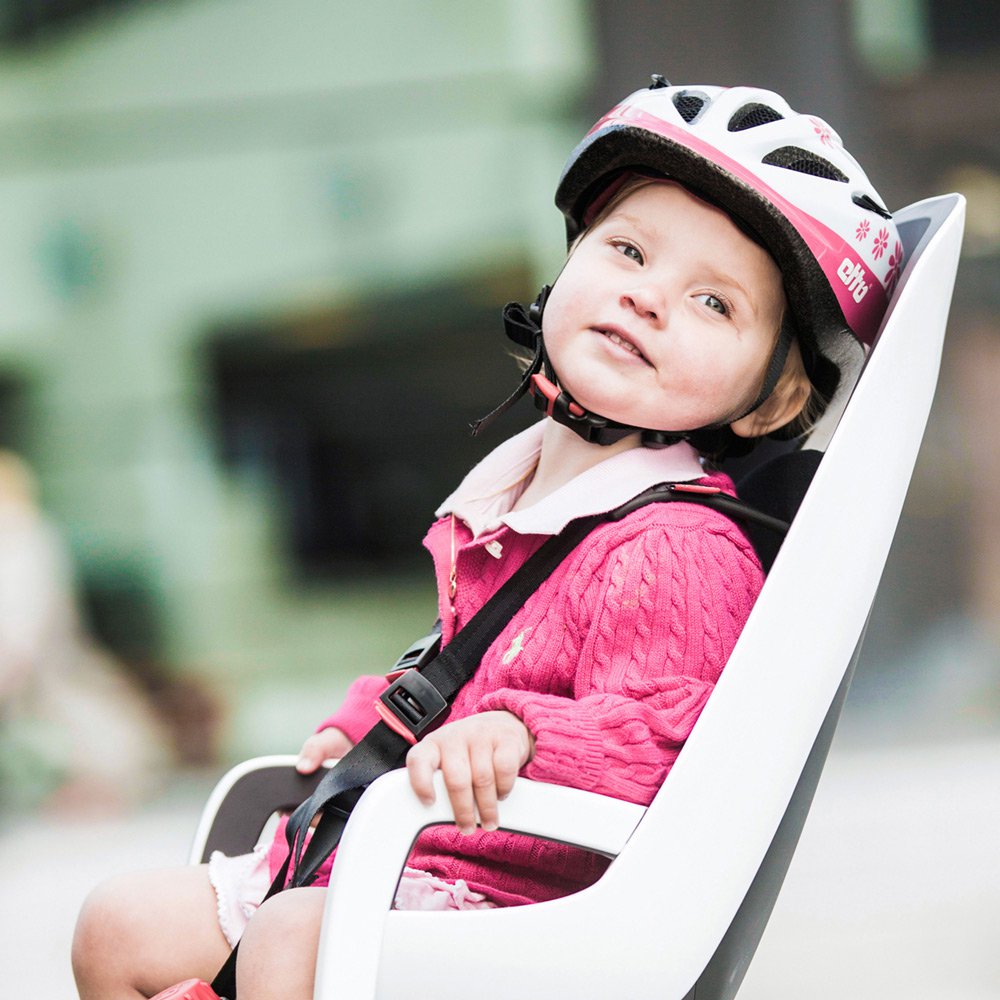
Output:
[{"xmin": 377, "ymin": 670, "xmax": 449, "ymax": 744}]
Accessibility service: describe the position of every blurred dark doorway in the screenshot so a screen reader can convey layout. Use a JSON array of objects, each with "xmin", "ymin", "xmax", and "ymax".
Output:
[
  {"xmin": 0, "ymin": 371, "xmax": 33, "ymax": 454},
  {"xmin": 204, "ymin": 269, "xmax": 536, "ymax": 579}
]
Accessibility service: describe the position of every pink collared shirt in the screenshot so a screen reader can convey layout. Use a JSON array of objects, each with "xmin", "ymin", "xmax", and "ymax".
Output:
[
  {"xmin": 436, "ymin": 421, "xmax": 706, "ymax": 538},
  {"xmin": 271, "ymin": 423, "xmax": 765, "ymax": 906}
]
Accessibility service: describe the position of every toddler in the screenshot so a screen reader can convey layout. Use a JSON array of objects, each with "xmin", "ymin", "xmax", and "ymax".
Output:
[{"xmin": 73, "ymin": 77, "xmax": 901, "ymax": 1000}]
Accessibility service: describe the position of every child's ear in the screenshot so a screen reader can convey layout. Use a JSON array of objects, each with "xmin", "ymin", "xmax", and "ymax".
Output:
[{"xmin": 730, "ymin": 342, "xmax": 812, "ymax": 440}]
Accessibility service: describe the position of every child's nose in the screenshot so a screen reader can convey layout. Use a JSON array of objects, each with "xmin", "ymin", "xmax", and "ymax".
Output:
[{"xmin": 620, "ymin": 284, "xmax": 667, "ymax": 325}]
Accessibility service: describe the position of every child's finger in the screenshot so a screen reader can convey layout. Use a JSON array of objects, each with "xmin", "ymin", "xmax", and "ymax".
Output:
[
  {"xmin": 406, "ymin": 740, "xmax": 442, "ymax": 806},
  {"xmin": 296, "ymin": 734, "xmax": 326, "ymax": 773},
  {"xmin": 492, "ymin": 741, "xmax": 523, "ymax": 802},
  {"xmin": 297, "ymin": 728, "xmax": 351, "ymax": 773},
  {"xmin": 439, "ymin": 749, "xmax": 477, "ymax": 835},
  {"xmin": 469, "ymin": 744, "xmax": 500, "ymax": 832}
]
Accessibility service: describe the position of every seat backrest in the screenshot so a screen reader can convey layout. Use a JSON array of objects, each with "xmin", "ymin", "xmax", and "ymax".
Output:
[{"xmin": 631, "ymin": 192, "xmax": 966, "ymax": 1000}]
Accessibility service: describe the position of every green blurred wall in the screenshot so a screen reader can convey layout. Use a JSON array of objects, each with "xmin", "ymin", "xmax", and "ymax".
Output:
[{"xmin": 0, "ymin": 0, "xmax": 594, "ymax": 742}]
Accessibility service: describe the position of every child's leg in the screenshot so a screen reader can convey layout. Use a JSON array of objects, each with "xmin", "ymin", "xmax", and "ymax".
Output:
[
  {"xmin": 234, "ymin": 887, "xmax": 326, "ymax": 1000},
  {"xmin": 72, "ymin": 864, "xmax": 230, "ymax": 1000}
]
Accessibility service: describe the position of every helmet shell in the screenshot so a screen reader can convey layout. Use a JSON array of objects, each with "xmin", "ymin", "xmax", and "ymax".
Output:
[{"xmin": 556, "ymin": 83, "xmax": 902, "ymax": 375}]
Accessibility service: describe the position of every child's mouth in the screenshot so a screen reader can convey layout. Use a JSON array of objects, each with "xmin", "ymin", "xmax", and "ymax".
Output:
[{"xmin": 597, "ymin": 327, "xmax": 651, "ymax": 365}]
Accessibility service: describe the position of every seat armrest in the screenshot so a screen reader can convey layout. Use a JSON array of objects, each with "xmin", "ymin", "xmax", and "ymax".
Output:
[
  {"xmin": 315, "ymin": 769, "xmax": 644, "ymax": 1000},
  {"xmin": 189, "ymin": 755, "xmax": 327, "ymax": 864}
]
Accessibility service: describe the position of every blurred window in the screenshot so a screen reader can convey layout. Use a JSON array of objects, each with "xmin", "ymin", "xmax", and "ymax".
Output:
[
  {"xmin": 852, "ymin": 0, "xmax": 930, "ymax": 80},
  {"xmin": 927, "ymin": 0, "xmax": 1000, "ymax": 57},
  {"xmin": 852, "ymin": 0, "xmax": 1000, "ymax": 79},
  {"xmin": 0, "ymin": 0, "xmax": 138, "ymax": 46},
  {"xmin": 0, "ymin": 372, "xmax": 32, "ymax": 453},
  {"xmin": 204, "ymin": 273, "xmax": 536, "ymax": 580}
]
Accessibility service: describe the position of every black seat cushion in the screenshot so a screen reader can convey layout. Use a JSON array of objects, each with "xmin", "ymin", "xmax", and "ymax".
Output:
[{"xmin": 735, "ymin": 449, "xmax": 823, "ymax": 573}]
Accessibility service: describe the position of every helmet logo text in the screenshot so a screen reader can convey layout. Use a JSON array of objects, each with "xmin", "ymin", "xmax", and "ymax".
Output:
[{"xmin": 837, "ymin": 257, "xmax": 869, "ymax": 303}]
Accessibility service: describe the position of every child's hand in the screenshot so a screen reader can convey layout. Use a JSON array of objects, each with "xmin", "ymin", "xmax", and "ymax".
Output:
[
  {"xmin": 296, "ymin": 726, "xmax": 353, "ymax": 773},
  {"xmin": 405, "ymin": 711, "xmax": 535, "ymax": 835}
]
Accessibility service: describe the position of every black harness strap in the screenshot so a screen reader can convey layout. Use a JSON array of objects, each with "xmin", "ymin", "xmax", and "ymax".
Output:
[
  {"xmin": 610, "ymin": 482, "xmax": 790, "ymax": 534},
  {"xmin": 212, "ymin": 510, "xmax": 607, "ymax": 998},
  {"xmin": 211, "ymin": 484, "xmax": 786, "ymax": 999},
  {"xmin": 283, "ymin": 510, "xmax": 611, "ymax": 885}
]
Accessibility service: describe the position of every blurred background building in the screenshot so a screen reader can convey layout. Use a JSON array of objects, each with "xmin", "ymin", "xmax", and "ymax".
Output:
[
  {"xmin": 1, "ymin": 1, "xmax": 998, "ymax": 997},
  {"xmin": 0, "ymin": 0, "xmax": 998, "ymax": 755},
  {"xmin": 0, "ymin": 0, "xmax": 590, "ymax": 764}
]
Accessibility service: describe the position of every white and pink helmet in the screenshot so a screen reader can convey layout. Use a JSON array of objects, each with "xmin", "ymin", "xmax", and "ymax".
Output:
[{"xmin": 555, "ymin": 77, "xmax": 902, "ymax": 405}]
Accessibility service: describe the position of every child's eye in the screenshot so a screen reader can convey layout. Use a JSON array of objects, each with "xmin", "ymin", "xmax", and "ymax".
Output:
[
  {"xmin": 612, "ymin": 241, "xmax": 644, "ymax": 265},
  {"xmin": 696, "ymin": 293, "xmax": 729, "ymax": 316}
]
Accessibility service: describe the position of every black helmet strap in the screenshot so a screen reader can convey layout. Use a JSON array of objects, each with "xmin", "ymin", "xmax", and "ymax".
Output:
[{"xmin": 467, "ymin": 289, "xmax": 551, "ymax": 439}]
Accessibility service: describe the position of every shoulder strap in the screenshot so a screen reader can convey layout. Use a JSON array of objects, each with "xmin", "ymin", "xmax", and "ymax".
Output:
[
  {"xmin": 286, "ymin": 483, "xmax": 787, "ymax": 882},
  {"xmin": 610, "ymin": 481, "xmax": 791, "ymax": 535},
  {"xmin": 281, "ymin": 510, "xmax": 610, "ymax": 884}
]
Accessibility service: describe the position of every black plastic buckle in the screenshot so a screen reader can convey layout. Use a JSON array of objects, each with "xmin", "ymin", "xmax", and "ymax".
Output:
[
  {"xmin": 379, "ymin": 669, "xmax": 449, "ymax": 742},
  {"xmin": 388, "ymin": 631, "xmax": 442, "ymax": 676}
]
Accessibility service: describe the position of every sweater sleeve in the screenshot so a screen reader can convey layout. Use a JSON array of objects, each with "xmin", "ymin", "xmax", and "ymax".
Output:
[
  {"xmin": 312, "ymin": 674, "xmax": 389, "ymax": 745},
  {"xmin": 476, "ymin": 511, "xmax": 763, "ymax": 806}
]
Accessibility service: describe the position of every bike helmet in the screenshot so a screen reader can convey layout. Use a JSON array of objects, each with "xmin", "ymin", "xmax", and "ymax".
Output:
[{"xmin": 474, "ymin": 76, "xmax": 902, "ymax": 457}]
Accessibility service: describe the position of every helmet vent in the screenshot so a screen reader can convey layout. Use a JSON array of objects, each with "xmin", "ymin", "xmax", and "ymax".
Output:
[
  {"xmin": 728, "ymin": 103, "xmax": 784, "ymax": 131},
  {"xmin": 761, "ymin": 146, "xmax": 850, "ymax": 182},
  {"xmin": 672, "ymin": 91, "xmax": 706, "ymax": 123}
]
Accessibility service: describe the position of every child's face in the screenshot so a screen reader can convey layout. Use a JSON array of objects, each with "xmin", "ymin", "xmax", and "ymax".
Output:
[{"xmin": 543, "ymin": 181, "xmax": 787, "ymax": 435}]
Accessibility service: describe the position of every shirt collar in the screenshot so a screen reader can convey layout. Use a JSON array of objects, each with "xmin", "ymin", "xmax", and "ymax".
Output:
[{"xmin": 436, "ymin": 421, "xmax": 705, "ymax": 537}]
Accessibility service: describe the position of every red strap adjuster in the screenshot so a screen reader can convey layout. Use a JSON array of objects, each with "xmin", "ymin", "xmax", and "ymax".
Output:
[
  {"xmin": 529, "ymin": 373, "xmax": 586, "ymax": 418},
  {"xmin": 670, "ymin": 483, "xmax": 723, "ymax": 495}
]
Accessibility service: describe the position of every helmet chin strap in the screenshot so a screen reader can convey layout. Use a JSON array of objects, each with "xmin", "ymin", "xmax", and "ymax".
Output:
[{"xmin": 471, "ymin": 285, "xmax": 795, "ymax": 456}]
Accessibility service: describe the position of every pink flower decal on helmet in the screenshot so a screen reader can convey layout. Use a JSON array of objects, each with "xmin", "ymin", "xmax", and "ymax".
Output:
[
  {"xmin": 855, "ymin": 219, "xmax": 870, "ymax": 242},
  {"xmin": 872, "ymin": 227, "xmax": 889, "ymax": 260},
  {"xmin": 885, "ymin": 241, "xmax": 904, "ymax": 294},
  {"xmin": 809, "ymin": 116, "xmax": 834, "ymax": 147}
]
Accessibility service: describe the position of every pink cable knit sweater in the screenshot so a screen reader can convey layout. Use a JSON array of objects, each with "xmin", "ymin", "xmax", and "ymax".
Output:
[{"xmin": 266, "ymin": 459, "xmax": 764, "ymax": 907}]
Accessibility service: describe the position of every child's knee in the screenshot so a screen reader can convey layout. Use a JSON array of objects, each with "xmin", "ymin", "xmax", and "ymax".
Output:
[
  {"xmin": 237, "ymin": 887, "xmax": 326, "ymax": 979},
  {"xmin": 244, "ymin": 886, "xmax": 326, "ymax": 944},
  {"xmin": 72, "ymin": 875, "xmax": 134, "ymax": 980}
]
